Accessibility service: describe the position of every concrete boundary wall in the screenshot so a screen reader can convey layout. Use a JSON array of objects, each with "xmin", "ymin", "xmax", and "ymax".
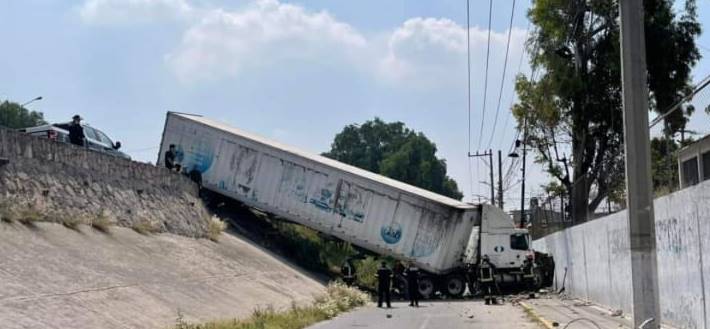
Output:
[
  {"xmin": 0, "ymin": 127, "xmax": 210, "ymax": 237},
  {"xmin": 534, "ymin": 180, "xmax": 710, "ymax": 329}
]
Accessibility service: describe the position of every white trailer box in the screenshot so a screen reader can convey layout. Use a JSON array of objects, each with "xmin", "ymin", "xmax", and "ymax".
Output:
[{"xmin": 158, "ymin": 112, "xmax": 517, "ymax": 275}]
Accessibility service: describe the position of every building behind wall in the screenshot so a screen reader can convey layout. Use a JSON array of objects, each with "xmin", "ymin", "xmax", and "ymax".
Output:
[{"xmin": 678, "ymin": 134, "xmax": 710, "ymax": 188}]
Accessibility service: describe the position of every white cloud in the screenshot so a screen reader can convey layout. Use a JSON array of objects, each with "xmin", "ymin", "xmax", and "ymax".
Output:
[
  {"xmin": 380, "ymin": 17, "xmax": 528, "ymax": 88},
  {"xmin": 165, "ymin": 0, "xmax": 367, "ymax": 82},
  {"xmin": 80, "ymin": 0, "xmax": 193, "ymax": 25}
]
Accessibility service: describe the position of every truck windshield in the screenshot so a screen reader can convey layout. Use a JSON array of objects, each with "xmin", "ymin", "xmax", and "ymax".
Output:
[{"xmin": 510, "ymin": 233, "xmax": 529, "ymax": 250}]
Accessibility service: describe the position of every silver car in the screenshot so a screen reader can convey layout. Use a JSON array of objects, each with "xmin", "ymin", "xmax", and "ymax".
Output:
[{"xmin": 20, "ymin": 122, "xmax": 130, "ymax": 160}]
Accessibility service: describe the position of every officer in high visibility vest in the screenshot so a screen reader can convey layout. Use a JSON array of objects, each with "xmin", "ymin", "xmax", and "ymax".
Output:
[
  {"xmin": 341, "ymin": 259, "xmax": 356, "ymax": 286},
  {"xmin": 479, "ymin": 255, "xmax": 497, "ymax": 305},
  {"xmin": 522, "ymin": 256, "xmax": 536, "ymax": 298}
]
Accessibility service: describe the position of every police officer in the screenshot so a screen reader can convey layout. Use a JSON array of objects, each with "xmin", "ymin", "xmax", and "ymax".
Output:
[
  {"xmin": 479, "ymin": 255, "xmax": 497, "ymax": 305},
  {"xmin": 165, "ymin": 144, "xmax": 178, "ymax": 170},
  {"xmin": 341, "ymin": 259, "xmax": 356, "ymax": 286},
  {"xmin": 68, "ymin": 115, "xmax": 85, "ymax": 147},
  {"xmin": 404, "ymin": 262, "xmax": 420, "ymax": 307},
  {"xmin": 522, "ymin": 255, "xmax": 536, "ymax": 299},
  {"xmin": 376, "ymin": 262, "xmax": 392, "ymax": 308}
]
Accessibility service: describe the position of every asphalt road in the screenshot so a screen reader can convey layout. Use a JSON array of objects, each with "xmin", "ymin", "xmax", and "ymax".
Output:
[{"xmin": 309, "ymin": 300, "xmax": 541, "ymax": 329}]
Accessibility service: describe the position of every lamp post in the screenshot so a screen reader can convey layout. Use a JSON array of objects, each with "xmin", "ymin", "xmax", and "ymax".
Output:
[
  {"xmin": 21, "ymin": 96, "xmax": 42, "ymax": 107},
  {"xmin": 508, "ymin": 116, "xmax": 528, "ymax": 227}
]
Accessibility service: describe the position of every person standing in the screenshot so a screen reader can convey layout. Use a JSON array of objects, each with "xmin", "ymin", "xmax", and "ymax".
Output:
[
  {"xmin": 341, "ymin": 259, "xmax": 356, "ymax": 286},
  {"xmin": 479, "ymin": 255, "xmax": 498, "ymax": 305},
  {"xmin": 67, "ymin": 115, "xmax": 85, "ymax": 147},
  {"xmin": 164, "ymin": 144, "xmax": 178, "ymax": 170},
  {"xmin": 376, "ymin": 262, "xmax": 392, "ymax": 308},
  {"xmin": 521, "ymin": 256, "xmax": 536, "ymax": 299},
  {"xmin": 404, "ymin": 262, "xmax": 420, "ymax": 307}
]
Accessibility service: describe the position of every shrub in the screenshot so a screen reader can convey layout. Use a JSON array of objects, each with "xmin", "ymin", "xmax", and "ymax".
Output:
[
  {"xmin": 91, "ymin": 213, "xmax": 113, "ymax": 233},
  {"xmin": 61, "ymin": 216, "xmax": 84, "ymax": 231},
  {"xmin": 16, "ymin": 208, "xmax": 44, "ymax": 225},
  {"xmin": 131, "ymin": 220, "xmax": 158, "ymax": 235},
  {"xmin": 207, "ymin": 216, "xmax": 227, "ymax": 242},
  {"xmin": 0, "ymin": 202, "xmax": 15, "ymax": 223},
  {"xmin": 355, "ymin": 256, "xmax": 380, "ymax": 290}
]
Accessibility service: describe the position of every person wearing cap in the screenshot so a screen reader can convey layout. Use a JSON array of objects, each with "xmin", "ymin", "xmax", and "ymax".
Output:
[
  {"xmin": 68, "ymin": 115, "xmax": 85, "ymax": 147},
  {"xmin": 375, "ymin": 261, "xmax": 392, "ymax": 308},
  {"xmin": 165, "ymin": 144, "xmax": 178, "ymax": 170},
  {"xmin": 479, "ymin": 255, "xmax": 498, "ymax": 305}
]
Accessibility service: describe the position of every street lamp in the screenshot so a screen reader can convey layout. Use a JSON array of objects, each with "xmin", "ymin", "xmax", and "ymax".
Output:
[{"xmin": 21, "ymin": 96, "xmax": 42, "ymax": 107}]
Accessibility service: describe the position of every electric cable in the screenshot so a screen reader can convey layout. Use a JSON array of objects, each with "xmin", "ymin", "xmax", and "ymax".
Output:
[
  {"xmin": 486, "ymin": 0, "xmax": 517, "ymax": 149},
  {"xmin": 477, "ymin": 0, "xmax": 493, "ymax": 150}
]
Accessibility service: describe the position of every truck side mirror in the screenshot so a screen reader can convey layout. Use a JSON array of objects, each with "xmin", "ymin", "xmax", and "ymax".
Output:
[{"xmin": 113, "ymin": 141, "xmax": 122, "ymax": 150}]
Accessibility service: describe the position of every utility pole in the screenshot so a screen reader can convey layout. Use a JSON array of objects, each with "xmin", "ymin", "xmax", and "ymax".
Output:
[
  {"xmin": 498, "ymin": 150, "xmax": 503, "ymax": 209},
  {"xmin": 520, "ymin": 115, "xmax": 528, "ymax": 227},
  {"xmin": 468, "ymin": 150, "xmax": 495, "ymax": 205},
  {"xmin": 619, "ymin": 1, "xmax": 661, "ymax": 328}
]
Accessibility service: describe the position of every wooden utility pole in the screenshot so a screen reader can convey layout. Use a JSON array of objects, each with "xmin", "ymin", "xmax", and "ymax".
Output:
[
  {"xmin": 468, "ymin": 150, "xmax": 495, "ymax": 205},
  {"xmin": 498, "ymin": 150, "xmax": 503, "ymax": 209},
  {"xmin": 619, "ymin": 0, "xmax": 661, "ymax": 327},
  {"xmin": 520, "ymin": 116, "xmax": 528, "ymax": 226}
]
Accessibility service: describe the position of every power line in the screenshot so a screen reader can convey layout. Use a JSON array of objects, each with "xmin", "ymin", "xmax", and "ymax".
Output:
[
  {"xmin": 466, "ymin": 0, "xmax": 475, "ymax": 202},
  {"xmin": 477, "ymin": 0, "xmax": 493, "ymax": 150},
  {"xmin": 498, "ymin": 21, "xmax": 531, "ymax": 150},
  {"xmin": 486, "ymin": 0, "xmax": 517, "ymax": 149}
]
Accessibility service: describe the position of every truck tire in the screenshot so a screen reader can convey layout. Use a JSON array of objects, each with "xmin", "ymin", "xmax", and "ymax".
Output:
[
  {"xmin": 444, "ymin": 274, "xmax": 466, "ymax": 298},
  {"xmin": 418, "ymin": 276, "xmax": 435, "ymax": 299},
  {"xmin": 394, "ymin": 276, "xmax": 408, "ymax": 299}
]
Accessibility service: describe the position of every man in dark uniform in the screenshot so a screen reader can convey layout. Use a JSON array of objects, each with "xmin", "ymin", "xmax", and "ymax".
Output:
[
  {"xmin": 67, "ymin": 115, "xmax": 85, "ymax": 147},
  {"xmin": 404, "ymin": 262, "xmax": 420, "ymax": 307},
  {"xmin": 479, "ymin": 255, "xmax": 498, "ymax": 305},
  {"xmin": 376, "ymin": 262, "xmax": 392, "ymax": 308},
  {"xmin": 521, "ymin": 255, "xmax": 536, "ymax": 299},
  {"xmin": 165, "ymin": 144, "xmax": 177, "ymax": 170}
]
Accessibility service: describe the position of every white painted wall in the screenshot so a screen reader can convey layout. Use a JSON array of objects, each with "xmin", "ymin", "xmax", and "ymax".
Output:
[{"xmin": 534, "ymin": 179, "xmax": 710, "ymax": 329}]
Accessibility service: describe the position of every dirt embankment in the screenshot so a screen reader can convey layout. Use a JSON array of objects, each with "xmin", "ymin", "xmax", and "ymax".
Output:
[{"xmin": 0, "ymin": 222, "xmax": 324, "ymax": 329}]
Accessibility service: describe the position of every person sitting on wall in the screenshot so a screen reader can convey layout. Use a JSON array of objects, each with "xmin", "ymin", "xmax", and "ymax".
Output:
[
  {"xmin": 68, "ymin": 115, "xmax": 85, "ymax": 147},
  {"xmin": 164, "ymin": 144, "xmax": 178, "ymax": 170}
]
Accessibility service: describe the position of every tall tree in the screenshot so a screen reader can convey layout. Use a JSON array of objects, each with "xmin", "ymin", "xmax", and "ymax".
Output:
[
  {"xmin": 0, "ymin": 101, "xmax": 47, "ymax": 129},
  {"xmin": 324, "ymin": 118, "xmax": 463, "ymax": 200},
  {"xmin": 514, "ymin": 0, "xmax": 700, "ymax": 222}
]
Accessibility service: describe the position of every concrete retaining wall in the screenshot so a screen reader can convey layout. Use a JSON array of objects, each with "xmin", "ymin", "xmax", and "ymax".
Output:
[
  {"xmin": 0, "ymin": 127, "xmax": 210, "ymax": 237},
  {"xmin": 534, "ymin": 179, "xmax": 710, "ymax": 329}
]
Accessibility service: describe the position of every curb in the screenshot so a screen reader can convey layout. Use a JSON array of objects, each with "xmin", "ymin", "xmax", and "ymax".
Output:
[{"xmin": 519, "ymin": 301, "xmax": 556, "ymax": 329}]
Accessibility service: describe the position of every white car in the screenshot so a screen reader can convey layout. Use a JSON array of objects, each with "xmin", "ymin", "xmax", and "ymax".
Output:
[{"xmin": 20, "ymin": 122, "xmax": 130, "ymax": 160}]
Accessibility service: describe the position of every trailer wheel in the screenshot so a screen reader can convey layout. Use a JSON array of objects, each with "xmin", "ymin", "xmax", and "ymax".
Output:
[
  {"xmin": 393, "ymin": 276, "xmax": 408, "ymax": 299},
  {"xmin": 418, "ymin": 276, "xmax": 435, "ymax": 299},
  {"xmin": 444, "ymin": 275, "xmax": 466, "ymax": 298}
]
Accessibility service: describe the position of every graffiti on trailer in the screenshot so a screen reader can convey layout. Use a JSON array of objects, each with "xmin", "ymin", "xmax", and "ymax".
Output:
[
  {"xmin": 410, "ymin": 211, "xmax": 445, "ymax": 257},
  {"xmin": 309, "ymin": 188, "xmax": 334, "ymax": 212},
  {"xmin": 381, "ymin": 223, "xmax": 403, "ymax": 244},
  {"xmin": 335, "ymin": 181, "xmax": 369, "ymax": 223}
]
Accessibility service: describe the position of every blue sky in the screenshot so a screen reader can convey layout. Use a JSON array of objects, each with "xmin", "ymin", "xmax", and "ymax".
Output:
[{"xmin": 2, "ymin": 0, "xmax": 709, "ymax": 209}]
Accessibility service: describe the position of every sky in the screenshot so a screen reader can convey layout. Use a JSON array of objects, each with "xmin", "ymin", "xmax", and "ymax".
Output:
[{"xmin": 2, "ymin": 0, "xmax": 710, "ymax": 210}]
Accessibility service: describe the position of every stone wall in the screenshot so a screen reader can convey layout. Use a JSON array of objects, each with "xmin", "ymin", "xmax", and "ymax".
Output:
[
  {"xmin": 0, "ymin": 127, "xmax": 210, "ymax": 237},
  {"xmin": 534, "ymin": 179, "xmax": 710, "ymax": 329}
]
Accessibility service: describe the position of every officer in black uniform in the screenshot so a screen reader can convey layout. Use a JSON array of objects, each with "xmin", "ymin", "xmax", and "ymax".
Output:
[
  {"xmin": 404, "ymin": 262, "xmax": 420, "ymax": 307},
  {"xmin": 68, "ymin": 115, "xmax": 85, "ymax": 147},
  {"xmin": 376, "ymin": 262, "xmax": 392, "ymax": 308},
  {"xmin": 165, "ymin": 144, "xmax": 178, "ymax": 170},
  {"xmin": 479, "ymin": 255, "xmax": 497, "ymax": 305},
  {"xmin": 521, "ymin": 256, "xmax": 536, "ymax": 299}
]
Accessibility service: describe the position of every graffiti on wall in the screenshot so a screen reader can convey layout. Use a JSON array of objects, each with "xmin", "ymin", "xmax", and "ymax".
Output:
[
  {"xmin": 335, "ymin": 181, "xmax": 371, "ymax": 223},
  {"xmin": 410, "ymin": 209, "xmax": 445, "ymax": 258},
  {"xmin": 279, "ymin": 160, "xmax": 308, "ymax": 203}
]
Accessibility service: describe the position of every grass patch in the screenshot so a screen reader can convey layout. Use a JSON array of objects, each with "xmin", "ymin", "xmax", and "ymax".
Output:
[
  {"xmin": 91, "ymin": 213, "xmax": 113, "ymax": 233},
  {"xmin": 16, "ymin": 208, "xmax": 44, "ymax": 226},
  {"xmin": 61, "ymin": 216, "xmax": 84, "ymax": 231},
  {"xmin": 173, "ymin": 282, "xmax": 369, "ymax": 329},
  {"xmin": 206, "ymin": 216, "xmax": 227, "ymax": 242},
  {"xmin": 0, "ymin": 202, "xmax": 15, "ymax": 223},
  {"xmin": 132, "ymin": 220, "xmax": 159, "ymax": 235}
]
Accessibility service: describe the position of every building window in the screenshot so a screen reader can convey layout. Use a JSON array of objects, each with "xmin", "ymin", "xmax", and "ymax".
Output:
[
  {"xmin": 703, "ymin": 151, "xmax": 710, "ymax": 181},
  {"xmin": 682, "ymin": 157, "xmax": 699, "ymax": 187}
]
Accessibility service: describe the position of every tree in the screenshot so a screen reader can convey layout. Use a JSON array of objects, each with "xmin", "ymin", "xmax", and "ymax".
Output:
[
  {"xmin": 0, "ymin": 101, "xmax": 47, "ymax": 129},
  {"xmin": 324, "ymin": 118, "xmax": 463, "ymax": 200},
  {"xmin": 514, "ymin": 0, "xmax": 700, "ymax": 222}
]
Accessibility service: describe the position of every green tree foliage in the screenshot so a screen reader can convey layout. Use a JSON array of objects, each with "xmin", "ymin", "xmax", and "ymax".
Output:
[
  {"xmin": 0, "ymin": 101, "xmax": 47, "ymax": 129},
  {"xmin": 324, "ymin": 118, "xmax": 463, "ymax": 200},
  {"xmin": 515, "ymin": 0, "xmax": 700, "ymax": 222}
]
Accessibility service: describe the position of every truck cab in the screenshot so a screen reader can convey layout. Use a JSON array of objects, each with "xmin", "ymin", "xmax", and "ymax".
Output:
[{"xmin": 478, "ymin": 205, "xmax": 531, "ymax": 270}]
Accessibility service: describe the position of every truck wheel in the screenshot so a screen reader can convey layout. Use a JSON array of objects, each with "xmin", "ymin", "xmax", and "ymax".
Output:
[
  {"xmin": 394, "ymin": 276, "xmax": 408, "ymax": 299},
  {"xmin": 418, "ymin": 276, "xmax": 435, "ymax": 299},
  {"xmin": 444, "ymin": 275, "xmax": 466, "ymax": 298}
]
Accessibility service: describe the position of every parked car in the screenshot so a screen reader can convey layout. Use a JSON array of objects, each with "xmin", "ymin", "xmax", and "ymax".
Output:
[{"xmin": 19, "ymin": 122, "xmax": 130, "ymax": 160}]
